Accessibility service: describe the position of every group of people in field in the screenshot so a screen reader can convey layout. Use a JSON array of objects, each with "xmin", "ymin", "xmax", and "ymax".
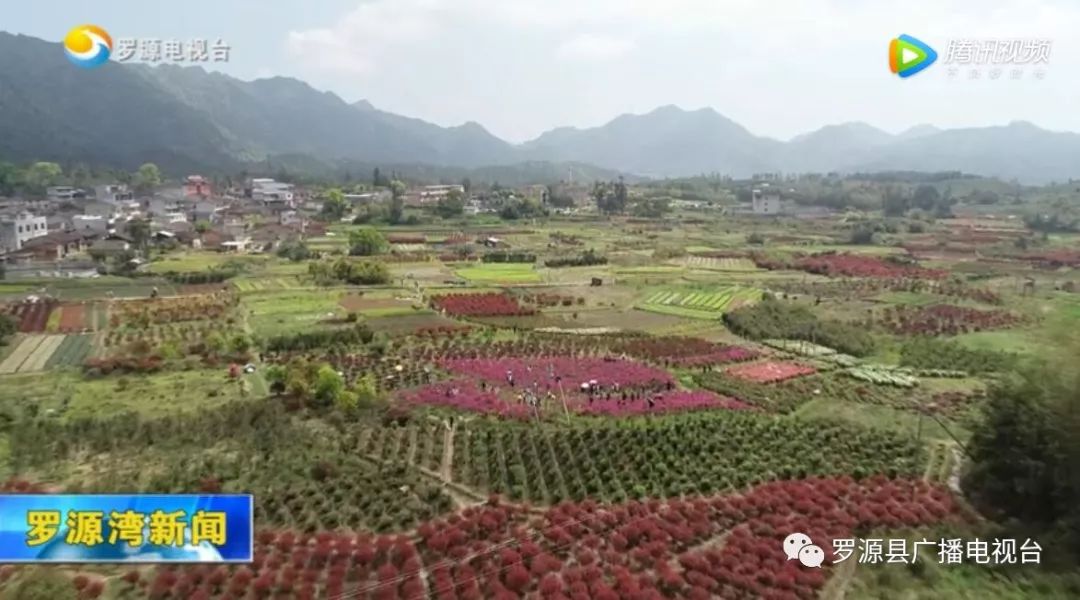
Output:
[{"xmin": 478, "ymin": 366, "xmax": 679, "ymax": 413}]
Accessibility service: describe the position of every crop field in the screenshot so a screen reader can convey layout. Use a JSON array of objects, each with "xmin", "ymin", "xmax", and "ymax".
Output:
[
  {"xmin": 683, "ymin": 255, "xmax": 760, "ymax": 271},
  {"xmin": 638, "ymin": 285, "xmax": 763, "ymax": 319},
  {"xmin": 453, "ymin": 263, "xmax": 543, "ymax": 283},
  {"xmin": 59, "ymin": 369, "xmax": 253, "ymax": 421},
  {"xmin": 144, "ymin": 252, "xmax": 265, "ymax": 273},
  {"xmin": 232, "ymin": 276, "xmax": 304, "ymax": 293},
  {"xmin": 2, "ymin": 180, "xmax": 1079, "ymax": 599},
  {"xmin": 244, "ymin": 289, "xmax": 345, "ymax": 335}
]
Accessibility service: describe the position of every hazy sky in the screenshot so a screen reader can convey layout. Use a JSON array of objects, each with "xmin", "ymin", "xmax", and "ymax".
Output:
[{"xmin": 9, "ymin": 0, "xmax": 1079, "ymax": 142}]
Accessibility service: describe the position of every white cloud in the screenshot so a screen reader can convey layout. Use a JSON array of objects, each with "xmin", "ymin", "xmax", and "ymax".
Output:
[
  {"xmin": 557, "ymin": 34, "xmax": 634, "ymax": 61},
  {"xmin": 286, "ymin": 0, "xmax": 445, "ymax": 73},
  {"xmin": 283, "ymin": 0, "xmax": 1080, "ymax": 142}
]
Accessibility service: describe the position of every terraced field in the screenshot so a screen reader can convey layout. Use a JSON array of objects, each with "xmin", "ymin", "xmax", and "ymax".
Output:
[
  {"xmin": 232, "ymin": 276, "xmax": 304, "ymax": 293},
  {"xmin": 638, "ymin": 285, "xmax": 763, "ymax": 319},
  {"xmin": 684, "ymin": 255, "xmax": 760, "ymax": 271},
  {"xmin": 0, "ymin": 335, "xmax": 62, "ymax": 374}
]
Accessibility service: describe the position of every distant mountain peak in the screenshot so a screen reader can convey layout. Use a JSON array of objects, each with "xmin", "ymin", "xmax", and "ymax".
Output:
[
  {"xmin": 0, "ymin": 32, "xmax": 1077, "ymax": 183},
  {"xmin": 897, "ymin": 123, "xmax": 941, "ymax": 140}
]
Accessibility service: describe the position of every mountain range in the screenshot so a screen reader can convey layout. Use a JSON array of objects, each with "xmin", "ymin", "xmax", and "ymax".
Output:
[{"xmin": 1, "ymin": 32, "xmax": 1079, "ymax": 183}]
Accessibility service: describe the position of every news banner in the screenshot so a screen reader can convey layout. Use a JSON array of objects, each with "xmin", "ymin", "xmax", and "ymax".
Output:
[{"xmin": 0, "ymin": 494, "xmax": 252, "ymax": 562}]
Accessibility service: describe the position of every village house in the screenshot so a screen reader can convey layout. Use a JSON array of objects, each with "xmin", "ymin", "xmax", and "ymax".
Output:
[
  {"xmin": 192, "ymin": 201, "xmax": 224, "ymax": 224},
  {"xmin": 405, "ymin": 184, "xmax": 464, "ymax": 206},
  {"xmin": 184, "ymin": 175, "xmax": 213, "ymax": 198},
  {"xmin": 16, "ymin": 230, "xmax": 94, "ymax": 261},
  {"xmin": 0, "ymin": 211, "xmax": 49, "ymax": 252},
  {"xmin": 94, "ymin": 184, "xmax": 134, "ymax": 204},
  {"xmin": 751, "ymin": 188, "xmax": 781, "ymax": 215},
  {"xmin": 47, "ymin": 186, "xmax": 87, "ymax": 201},
  {"xmin": 71, "ymin": 214, "xmax": 110, "ymax": 235},
  {"xmin": 82, "ymin": 200, "xmax": 120, "ymax": 220},
  {"xmin": 250, "ymin": 178, "xmax": 295, "ymax": 206},
  {"xmin": 193, "ymin": 228, "xmax": 233, "ymax": 251}
]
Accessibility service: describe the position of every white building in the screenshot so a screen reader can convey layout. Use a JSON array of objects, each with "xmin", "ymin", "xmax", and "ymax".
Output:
[
  {"xmin": 419, "ymin": 184, "xmax": 464, "ymax": 200},
  {"xmin": 71, "ymin": 215, "xmax": 109, "ymax": 235},
  {"xmin": 250, "ymin": 178, "xmax": 295, "ymax": 205},
  {"xmin": 94, "ymin": 184, "xmax": 133, "ymax": 204},
  {"xmin": 0, "ymin": 212, "xmax": 49, "ymax": 252},
  {"xmin": 47, "ymin": 186, "xmax": 85, "ymax": 201},
  {"xmin": 751, "ymin": 188, "xmax": 781, "ymax": 215}
]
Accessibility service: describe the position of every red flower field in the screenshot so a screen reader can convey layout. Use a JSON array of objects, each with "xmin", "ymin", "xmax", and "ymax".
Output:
[
  {"xmin": 431, "ymin": 293, "xmax": 536, "ymax": 317},
  {"xmin": 440, "ymin": 357, "xmax": 674, "ymax": 392},
  {"xmin": 2, "ymin": 300, "xmax": 56, "ymax": 333},
  {"xmin": 128, "ymin": 476, "xmax": 962, "ymax": 600},
  {"xmin": 875, "ymin": 304, "xmax": 1023, "ymax": 336}
]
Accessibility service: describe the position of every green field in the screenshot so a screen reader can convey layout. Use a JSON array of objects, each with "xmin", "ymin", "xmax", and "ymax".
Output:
[
  {"xmin": 233, "ymin": 276, "xmax": 304, "ymax": 293},
  {"xmin": 454, "ymin": 263, "xmax": 542, "ymax": 283},
  {"xmin": 244, "ymin": 289, "xmax": 346, "ymax": 336},
  {"xmin": 144, "ymin": 252, "xmax": 263, "ymax": 273},
  {"xmin": 683, "ymin": 255, "xmax": 760, "ymax": 272},
  {"xmin": 637, "ymin": 285, "xmax": 763, "ymax": 319}
]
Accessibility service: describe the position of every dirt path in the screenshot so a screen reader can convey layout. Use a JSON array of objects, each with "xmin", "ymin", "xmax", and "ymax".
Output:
[
  {"xmin": 439, "ymin": 421, "xmax": 456, "ymax": 482},
  {"xmin": 820, "ymin": 556, "xmax": 858, "ymax": 600},
  {"xmin": 406, "ymin": 426, "xmax": 419, "ymax": 466}
]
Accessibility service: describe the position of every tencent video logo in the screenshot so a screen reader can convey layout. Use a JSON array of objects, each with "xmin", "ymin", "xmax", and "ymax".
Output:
[
  {"xmin": 63, "ymin": 25, "xmax": 112, "ymax": 69},
  {"xmin": 889, "ymin": 34, "xmax": 937, "ymax": 78}
]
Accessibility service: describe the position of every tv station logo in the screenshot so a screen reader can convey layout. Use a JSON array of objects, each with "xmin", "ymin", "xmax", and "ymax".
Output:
[
  {"xmin": 888, "ymin": 33, "xmax": 1052, "ymax": 81},
  {"xmin": 888, "ymin": 34, "xmax": 938, "ymax": 78}
]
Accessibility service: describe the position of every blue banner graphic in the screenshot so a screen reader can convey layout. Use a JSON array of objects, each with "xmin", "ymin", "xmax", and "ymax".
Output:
[{"xmin": 0, "ymin": 494, "xmax": 252, "ymax": 562}]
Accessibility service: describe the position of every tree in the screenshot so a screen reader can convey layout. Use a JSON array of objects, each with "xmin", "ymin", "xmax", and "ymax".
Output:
[
  {"xmin": 313, "ymin": 365, "xmax": 345, "ymax": 407},
  {"xmin": 631, "ymin": 198, "xmax": 670, "ymax": 218},
  {"xmin": 321, "ymin": 188, "xmax": 348, "ymax": 221},
  {"xmin": 436, "ymin": 189, "xmax": 465, "ymax": 218},
  {"xmin": 205, "ymin": 332, "xmax": 227, "ymax": 355},
  {"xmin": 133, "ymin": 163, "xmax": 162, "ymax": 194},
  {"xmin": 372, "ymin": 167, "xmax": 389, "ymax": 187},
  {"xmin": 389, "ymin": 181, "xmax": 406, "ymax": 224},
  {"xmin": 264, "ymin": 365, "xmax": 287, "ymax": 395},
  {"xmin": 229, "ymin": 333, "xmax": 252, "ymax": 355},
  {"xmin": 461, "ymin": 177, "xmax": 472, "ymax": 194},
  {"xmin": 336, "ymin": 389, "xmax": 359, "ymax": 414},
  {"xmin": 276, "ymin": 241, "xmax": 313, "ymax": 261},
  {"xmin": 0, "ymin": 162, "xmax": 19, "ymax": 196},
  {"xmin": 614, "ymin": 177, "xmax": 629, "ymax": 212},
  {"xmin": 912, "ymin": 185, "xmax": 940, "ymax": 211},
  {"xmin": 23, "ymin": 162, "xmax": 63, "ymax": 196},
  {"xmin": 882, "ymin": 185, "xmax": 910, "ymax": 217},
  {"xmin": 69, "ymin": 164, "xmax": 93, "ymax": 189},
  {"xmin": 355, "ymin": 373, "xmax": 381, "ymax": 408},
  {"xmin": 593, "ymin": 178, "xmax": 628, "ymax": 214},
  {"xmin": 127, "ymin": 218, "xmax": 151, "ymax": 251},
  {"xmin": 0, "ymin": 313, "xmax": 15, "ymax": 347},
  {"xmin": 964, "ymin": 350, "xmax": 1080, "ymax": 563},
  {"xmin": 348, "ymin": 227, "xmax": 388, "ymax": 256}
]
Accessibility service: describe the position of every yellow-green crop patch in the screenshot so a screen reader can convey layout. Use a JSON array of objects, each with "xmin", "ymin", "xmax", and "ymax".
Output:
[
  {"xmin": 683, "ymin": 256, "xmax": 760, "ymax": 272},
  {"xmin": 454, "ymin": 263, "xmax": 542, "ymax": 283},
  {"xmin": 233, "ymin": 277, "xmax": 304, "ymax": 293},
  {"xmin": 637, "ymin": 285, "xmax": 763, "ymax": 320}
]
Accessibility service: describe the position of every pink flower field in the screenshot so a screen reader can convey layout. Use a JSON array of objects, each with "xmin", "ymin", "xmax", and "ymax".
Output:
[
  {"xmin": 398, "ymin": 380, "xmax": 532, "ymax": 419},
  {"xmin": 438, "ymin": 357, "xmax": 674, "ymax": 393},
  {"xmin": 571, "ymin": 390, "xmax": 753, "ymax": 416}
]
